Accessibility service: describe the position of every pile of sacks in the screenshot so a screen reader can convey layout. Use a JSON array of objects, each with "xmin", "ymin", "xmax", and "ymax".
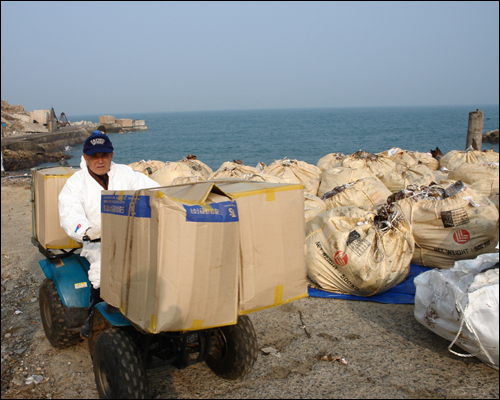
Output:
[
  {"xmin": 128, "ymin": 155, "xmax": 213, "ymax": 186},
  {"xmin": 304, "ymin": 147, "xmax": 499, "ymax": 298},
  {"xmin": 128, "ymin": 156, "xmax": 326, "ymax": 230},
  {"xmin": 127, "ymin": 148, "xmax": 499, "ymax": 369},
  {"xmin": 125, "ymin": 148, "xmax": 498, "ymax": 295}
]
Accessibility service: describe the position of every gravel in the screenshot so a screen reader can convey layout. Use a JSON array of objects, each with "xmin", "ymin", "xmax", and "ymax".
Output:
[{"xmin": 1, "ymin": 177, "xmax": 498, "ymax": 399}]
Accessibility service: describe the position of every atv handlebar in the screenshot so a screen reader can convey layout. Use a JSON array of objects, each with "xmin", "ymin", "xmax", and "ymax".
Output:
[{"xmin": 82, "ymin": 236, "xmax": 101, "ymax": 243}]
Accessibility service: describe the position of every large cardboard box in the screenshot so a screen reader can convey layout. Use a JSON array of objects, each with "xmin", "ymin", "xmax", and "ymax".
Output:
[
  {"xmin": 215, "ymin": 181, "xmax": 308, "ymax": 314},
  {"xmin": 32, "ymin": 167, "xmax": 82, "ymax": 249},
  {"xmin": 100, "ymin": 183, "xmax": 241, "ymax": 333},
  {"xmin": 100, "ymin": 180, "xmax": 308, "ymax": 333}
]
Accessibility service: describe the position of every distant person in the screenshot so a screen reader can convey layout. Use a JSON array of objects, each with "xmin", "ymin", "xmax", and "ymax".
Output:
[
  {"xmin": 97, "ymin": 125, "xmax": 107, "ymax": 134},
  {"xmin": 59, "ymin": 155, "xmax": 69, "ymax": 167},
  {"xmin": 58, "ymin": 130, "xmax": 160, "ymax": 339}
]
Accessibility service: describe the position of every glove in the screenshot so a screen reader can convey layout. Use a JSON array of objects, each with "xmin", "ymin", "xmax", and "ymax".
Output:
[
  {"xmin": 88, "ymin": 259, "xmax": 101, "ymax": 289},
  {"xmin": 85, "ymin": 227, "xmax": 101, "ymax": 241},
  {"xmin": 82, "ymin": 242, "xmax": 101, "ymax": 289}
]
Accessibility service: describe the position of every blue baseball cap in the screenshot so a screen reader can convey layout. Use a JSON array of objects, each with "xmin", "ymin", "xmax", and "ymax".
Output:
[{"xmin": 83, "ymin": 132, "xmax": 114, "ymax": 155}]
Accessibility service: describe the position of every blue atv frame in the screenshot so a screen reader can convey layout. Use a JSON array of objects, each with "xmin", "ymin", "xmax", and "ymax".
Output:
[
  {"xmin": 34, "ymin": 241, "xmax": 132, "ymax": 339},
  {"xmin": 31, "ymin": 172, "xmax": 258, "ymax": 399}
]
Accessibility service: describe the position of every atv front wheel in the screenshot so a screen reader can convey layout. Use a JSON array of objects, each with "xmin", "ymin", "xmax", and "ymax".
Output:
[
  {"xmin": 92, "ymin": 328, "xmax": 148, "ymax": 399},
  {"xmin": 39, "ymin": 278, "xmax": 82, "ymax": 348},
  {"xmin": 206, "ymin": 315, "xmax": 258, "ymax": 380}
]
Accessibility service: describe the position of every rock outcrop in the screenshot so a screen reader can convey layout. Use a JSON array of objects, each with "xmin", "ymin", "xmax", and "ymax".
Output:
[
  {"xmin": 483, "ymin": 129, "xmax": 499, "ymax": 144},
  {"xmin": 1, "ymin": 100, "xmax": 148, "ymax": 171},
  {"xmin": 2, "ymin": 149, "xmax": 70, "ymax": 171},
  {"xmin": 1, "ymin": 127, "xmax": 92, "ymax": 171},
  {"xmin": 1, "ymin": 100, "xmax": 97, "ymax": 170},
  {"xmin": 1, "ymin": 100, "xmax": 33, "ymax": 136}
]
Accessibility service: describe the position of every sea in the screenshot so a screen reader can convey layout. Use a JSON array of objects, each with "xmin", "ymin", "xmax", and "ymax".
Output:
[{"xmin": 36, "ymin": 104, "xmax": 499, "ymax": 172}]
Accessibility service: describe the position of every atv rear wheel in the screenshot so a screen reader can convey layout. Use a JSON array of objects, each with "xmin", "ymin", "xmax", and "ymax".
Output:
[
  {"xmin": 39, "ymin": 278, "xmax": 82, "ymax": 348},
  {"xmin": 206, "ymin": 315, "xmax": 258, "ymax": 380},
  {"xmin": 92, "ymin": 328, "xmax": 148, "ymax": 399}
]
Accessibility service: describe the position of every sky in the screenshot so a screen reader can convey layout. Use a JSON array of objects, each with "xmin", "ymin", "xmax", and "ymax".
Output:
[{"xmin": 1, "ymin": 1, "xmax": 499, "ymax": 116}]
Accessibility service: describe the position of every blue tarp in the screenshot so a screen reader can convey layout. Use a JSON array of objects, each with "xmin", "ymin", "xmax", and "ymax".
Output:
[{"xmin": 307, "ymin": 264, "xmax": 432, "ymax": 304}]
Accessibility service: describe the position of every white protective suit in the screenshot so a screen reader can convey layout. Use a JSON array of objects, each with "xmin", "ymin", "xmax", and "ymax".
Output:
[{"xmin": 59, "ymin": 156, "xmax": 160, "ymax": 289}]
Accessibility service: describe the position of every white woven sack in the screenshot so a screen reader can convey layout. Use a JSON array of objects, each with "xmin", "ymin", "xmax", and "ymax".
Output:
[
  {"xmin": 316, "ymin": 152, "xmax": 346, "ymax": 173},
  {"xmin": 488, "ymin": 194, "xmax": 499, "ymax": 212},
  {"xmin": 379, "ymin": 148, "xmax": 440, "ymax": 170},
  {"xmin": 379, "ymin": 164, "xmax": 437, "ymax": 193},
  {"xmin": 411, "ymin": 152, "xmax": 440, "ymax": 170},
  {"xmin": 322, "ymin": 177, "xmax": 392, "ymax": 209},
  {"xmin": 440, "ymin": 149, "xmax": 490, "ymax": 171},
  {"xmin": 178, "ymin": 157, "xmax": 213, "ymax": 179},
  {"xmin": 414, "ymin": 252, "xmax": 499, "ymax": 370},
  {"xmin": 378, "ymin": 147, "xmax": 418, "ymax": 168},
  {"xmin": 340, "ymin": 150, "xmax": 396, "ymax": 179},
  {"xmin": 447, "ymin": 163, "xmax": 499, "ymax": 197},
  {"xmin": 305, "ymin": 204, "xmax": 414, "ymax": 296},
  {"xmin": 318, "ymin": 167, "xmax": 376, "ymax": 198},
  {"xmin": 150, "ymin": 161, "xmax": 204, "ymax": 186},
  {"xmin": 242, "ymin": 172, "xmax": 288, "ymax": 184},
  {"xmin": 128, "ymin": 160, "xmax": 165, "ymax": 176},
  {"xmin": 209, "ymin": 161, "xmax": 260, "ymax": 180},
  {"xmin": 396, "ymin": 185, "xmax": 499, "ymax": 269},
  {"xmin": 482, "ymin": 149, "xmax": 499, "ymax": 163},
  {"xmin": 304, "ymin": 193, "xmax": 327, "ymax": 224},
  {"xmin": 263, "ymin": 158, "xmax": 322, "ymax": 196}
]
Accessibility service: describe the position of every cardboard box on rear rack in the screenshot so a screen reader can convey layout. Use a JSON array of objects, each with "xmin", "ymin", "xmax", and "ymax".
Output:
[
  {"xmin": 214, "ymin": 181, "xmax": 308, "ymax": 314},
  {"xmin": 100, "ymin": 180, "xmax": 308, "ymax": 333},
  {"xmin": 31, "ymin": 167, "xmax": 82, "ymax": 250}
]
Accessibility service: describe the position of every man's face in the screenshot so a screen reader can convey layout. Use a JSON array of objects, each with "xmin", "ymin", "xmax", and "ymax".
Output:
[{"xmin": 84, "ymin": 152, "xmax": 113, "ymax": 175}]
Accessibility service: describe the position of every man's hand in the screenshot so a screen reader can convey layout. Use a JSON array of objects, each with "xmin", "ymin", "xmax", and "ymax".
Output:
[{"xmin": 85, "ymin": 227, "xmax": 101, "ymax": 241}]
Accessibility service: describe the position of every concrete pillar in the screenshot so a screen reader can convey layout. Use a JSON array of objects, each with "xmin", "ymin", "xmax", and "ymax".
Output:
[{"xmin": 466, "ymin": 109, "xmax": 483, "ymax": 150}]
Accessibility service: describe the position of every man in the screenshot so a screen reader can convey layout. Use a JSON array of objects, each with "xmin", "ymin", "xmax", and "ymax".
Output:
[
  {"xmin": 58, "ymin": 130, "xmax": 160, "ymax": 338},
  {"xmin": 59, "ymin": 155, "xmax": 69, "ymax": 166}
]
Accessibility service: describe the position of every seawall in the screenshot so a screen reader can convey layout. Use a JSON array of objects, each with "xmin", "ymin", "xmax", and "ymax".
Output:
[
  {"xmin": 1, "ymin": 126, "xmax": 91, "ymax": 171},
  {"xmin": 1, "ymin": 126, "xmax": 91, "ymax": 153}
]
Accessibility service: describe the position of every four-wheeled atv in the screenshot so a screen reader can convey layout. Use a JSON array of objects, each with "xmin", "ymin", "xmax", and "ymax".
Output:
[{"xmin": 33, "ymin": 238, "xmax": 258, "ymax": 399}]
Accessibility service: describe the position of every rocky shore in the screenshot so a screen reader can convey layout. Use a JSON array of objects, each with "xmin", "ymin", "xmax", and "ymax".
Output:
[
  {"xmin": 1, "ymin": 100, "xmax": 147, "ymax": 171},
  {"xmin": 1, "ymin": 127, "xmax": 90, "ymax": 170},
  {"xmin": 483, "ymin": 129, "xmax": 499, "ymax": 144}
]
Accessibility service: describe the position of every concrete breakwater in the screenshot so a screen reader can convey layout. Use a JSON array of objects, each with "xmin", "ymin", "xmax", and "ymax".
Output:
[
  {"xmin": 1, "ymin": 122, "xmax": 148, "ymax": 171},
  {"xmin": 1, "ymin": 126, "xmax": 92, "ymax": 171},
  {"xmin": 2, "ymin": 126, "xmax": 90, "ymax": 152},
  {"xmin": 1, "ymin": 100, "xmax": 149, "ymax": 171}
]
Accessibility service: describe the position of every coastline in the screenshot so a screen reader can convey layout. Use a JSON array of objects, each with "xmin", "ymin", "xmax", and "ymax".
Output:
[
  {"xmin": 1, "ymin": 124, "xmax": 148, "ymax": 171},
  {"xmin": 1, "ymin": 178, "xmax": 498, "ymax": 399}
]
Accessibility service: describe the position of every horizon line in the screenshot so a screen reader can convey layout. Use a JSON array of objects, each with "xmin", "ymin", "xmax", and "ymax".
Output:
[{"xmin": 67, "ymin": 103, "xmax": 500, "ymax": 118}]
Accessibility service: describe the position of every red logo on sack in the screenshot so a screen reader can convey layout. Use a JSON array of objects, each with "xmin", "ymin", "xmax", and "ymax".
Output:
[
  {"xmin": 453, "ymin": 229, "xmax": 470, "ymax": 244},
  {"xmin": 334, "ymin": 251, "xmax": 348, "ymax": 266}
]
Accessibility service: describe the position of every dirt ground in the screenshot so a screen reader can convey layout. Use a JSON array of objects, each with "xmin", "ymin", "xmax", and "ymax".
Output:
[{"xmin": 1, "ymin": 176, "xmax": 498, "ymax": 399}]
